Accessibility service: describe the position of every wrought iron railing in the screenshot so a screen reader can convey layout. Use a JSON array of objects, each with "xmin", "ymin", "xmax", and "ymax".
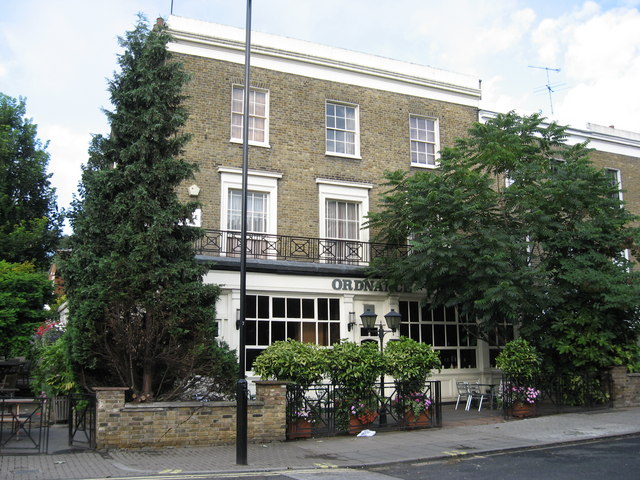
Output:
[
  {"xmin": 285, "ymin": 380, "xmax": 441, "ymax": 439},
  {"xmin": 0, "ymin": 396, "xmax": 51, "ymax": 454},
  {"xmin": 194, "ymin": 229, "xmax": 409, "ymax": 265},
  {"xmin": 68, "ymin": 393, "xmax": 97, "ymax": 450},
  {"xmin": 501, "ymin": 371, "xmax": 613, "ymax": 419}
]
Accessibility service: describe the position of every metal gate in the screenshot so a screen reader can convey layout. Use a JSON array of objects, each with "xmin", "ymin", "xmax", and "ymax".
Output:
[
  {"xmin": 0, "ymin": 396, "xmax": 51, "ymax": 454},
  {"xmin": 68, "ymin": 393, "xmax": 96, "ymax": 449}
]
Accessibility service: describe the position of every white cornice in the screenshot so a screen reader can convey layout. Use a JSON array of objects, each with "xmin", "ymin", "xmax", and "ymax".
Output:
[
  {"xmin": 479, "ymin": 110, "xmax": 640, "ymax": 159},
  {"xmin": 167, "ymin": 16, "xmax": 481, "ymax": 107}
]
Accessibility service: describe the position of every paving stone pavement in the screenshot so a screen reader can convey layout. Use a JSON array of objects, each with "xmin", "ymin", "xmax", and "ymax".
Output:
[{"xmin": 1, "ymin": 406, "xmax": 639, "ymax": 480}]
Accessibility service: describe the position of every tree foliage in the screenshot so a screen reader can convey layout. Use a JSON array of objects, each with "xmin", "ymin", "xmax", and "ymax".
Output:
[
  {"xmin": 368, "ymin": 112, "xmax": 640, "ymax": 374},
  {"xmin": 0, "ymin": 93, "xmax": 61, "ymax": 268},
  {"xmin": 0, "ymin": 260, "xmax": 53, "ymax": 357},
  {"xmin": 63, "ymin": 17, "xmax": 226, "ymax": 400}
]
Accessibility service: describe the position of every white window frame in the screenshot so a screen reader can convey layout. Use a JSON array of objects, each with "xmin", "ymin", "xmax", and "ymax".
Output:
[
  {"xmin": 325, "ymin": 101, "xmax": 360, "ymax": 158},
  {"xmin": 410, "ymin": 115, "xmax": 440, "ymax": 168},
  {"xmin": 219, "ymin": 167, "xmax": 281, "ymax": 235},
  {"xmin": 227, "ymin": 190, "xmax": 268, "ymax": 233},
  {"xmin": 605, "ymin": 168, "xmax": 623, "ymax": 202},
  {"xmin": 317, "ymin": 178, "xmax": 371, "ymax": 262},
  {"xmin": 230, "ymin": 85, "xmax": 270, "ymax": 148}
]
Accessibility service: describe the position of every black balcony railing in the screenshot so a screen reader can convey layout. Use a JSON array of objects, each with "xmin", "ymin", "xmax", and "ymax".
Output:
[{"xmin": 194, "ymin": 230, "xmax": 409, "ymax": 265}]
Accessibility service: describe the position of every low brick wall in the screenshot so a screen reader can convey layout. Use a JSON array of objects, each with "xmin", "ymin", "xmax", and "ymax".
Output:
[
  {"xmin": 94, "ymin": 381, "xmax": 287, "ymax": 449},
  {"xmin": 610, "ymin": 366, "xmax": 640, "ymax": 408}
]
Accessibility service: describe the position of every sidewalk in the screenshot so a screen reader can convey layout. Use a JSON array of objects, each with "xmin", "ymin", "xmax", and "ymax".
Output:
[{"xmin": 1, "ymin": 405, "xmax": 639, "ymax": 480}]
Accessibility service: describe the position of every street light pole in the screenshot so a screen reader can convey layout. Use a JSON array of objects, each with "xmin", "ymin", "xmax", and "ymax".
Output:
[
  {"xmin": 360, "ymin": 309, "xmax": 402, "ymax": 427},
  {"xmin": 236, "ymin": 0, "xmax": 252, "ymax": 466}
]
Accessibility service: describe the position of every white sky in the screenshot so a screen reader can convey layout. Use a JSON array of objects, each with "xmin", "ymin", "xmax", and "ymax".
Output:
[{"xmin": 2, "ymin": 0, "xmax": 640, "ymax": 225}]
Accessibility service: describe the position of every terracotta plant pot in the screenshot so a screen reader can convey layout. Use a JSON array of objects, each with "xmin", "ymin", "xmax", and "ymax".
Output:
[
  {"xmin": 287, "ymin": 419, "xmax": 313, "ymax": 439},
  {"xmin": 347, "ymin": 411, "xmax": 378, "ymax": 435},
  {"xmin": 403, "ymin": 410, "xmax": 430, "ymax": 429},
  {"xmin": 511, "ymin": 402, "xmax": 536, "ymax": 418}
]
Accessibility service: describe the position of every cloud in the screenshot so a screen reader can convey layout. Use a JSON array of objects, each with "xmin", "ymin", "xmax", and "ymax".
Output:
[
  {"xmin": 531, "ymin": 2, "xmax": 640, "ymax": 129},
  {"xmin": 39, "ymin": 124, "xmax": 91, "ymax": 216}
]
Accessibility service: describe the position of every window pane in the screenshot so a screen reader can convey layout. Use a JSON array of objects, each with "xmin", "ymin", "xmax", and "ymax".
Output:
[
  {"xmin": 318, "ymin": 298, "xmax": 328, "ymax": 320},
  {"xmin": 246, "ymin": 320, "xmax": 257, "ymax": 345},
  {"xmin": 329, "ymin": 298, "xmax": 340, "ymax": 320},
  {"xmin": 246, "ymin": 349, "xmax": 262, "ymax": 370},
  {"xmin": 258, "ymin": 295, "xmax": 270, "ymax": 318},
  {"xmin": 272, "ymin": 297, "xmax": 285, "ymax": 318},
  {"xmin": 246, "ymin": 295, "xmax": 256, "ymax": 318},
  {"xmin": 287, "ymin": 298, "xmax": 301, "ymax": 318},
  {"xmin": 329, "ymin": 323, "xmax": 340, "ymax": 345},
  {"xmin": 302, "ymin": 299, "xmax": 315, "ymax": 318},
  {"xmin": 258, "ymin": 320, "xmax": 269, "ymax": 345},
  {"xmin": 460, "ymin": 349, "xmax": 477, "ymax": 368},
  {"xmin": 433, "ymin": 324, "xmax": 445, "ymax": 346},
  {"xmin": 303, "ymin": 323, "xmax": 316, "ymax": 343},
  {"xmin": 287, "ymin": 322, "xmax": 301, "ymax": 341},
  {"xmin": 272, "ymin": 321, "xmax": 286, "ymax": 343},
  {"xmin": 318, "ymin": 322, "xmax": 328, "ymax": 346}
]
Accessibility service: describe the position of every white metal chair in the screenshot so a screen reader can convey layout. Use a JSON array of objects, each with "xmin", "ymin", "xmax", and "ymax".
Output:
[
  {"xmin": 467, "ymin": 382, "xmax": 487, "ymax": 411},
  {"xmin": 455, "ymin": 381, "xmax": 470, "ymax": 410}
]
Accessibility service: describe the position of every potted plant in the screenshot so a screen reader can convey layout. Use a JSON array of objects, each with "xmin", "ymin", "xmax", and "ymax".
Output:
[
  {"xmin": 287, "ymin": 405, "xmax": 316, "ymax": 439},
  {"xmin": 327, "ymin": 341, "xmax": 384, "ymax": 434},
  {"xmin": 385, "ymin": 337, "xmax": 441, "ymax": 427},
  {"xmin": 253, "ymin": 340, "xmax": 328, "ymax": 438},
  {"xmin": 495, "ymin": 338, "xmax": 542, "ymax": 417}
]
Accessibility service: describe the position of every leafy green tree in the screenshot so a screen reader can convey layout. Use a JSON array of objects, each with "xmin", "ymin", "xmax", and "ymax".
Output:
[
  {"xmin": 63, "ymin": 17, "xmax": 225, "ymax": 400},
  {"xmin": 0, "ymin": 260, "xmax": 53, "ymax": 357},
  {"xmin": 0, "ymin": 93, "xmax": 62, "ymax": 268},
  {"xmin": 368, "ymin": 112, "xmax": 640, "ymax": 374}
]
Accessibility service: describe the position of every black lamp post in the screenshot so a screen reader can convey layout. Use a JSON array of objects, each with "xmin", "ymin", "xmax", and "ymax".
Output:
[{"xmin": 359, "ymin": 308, "xmax": 402, "ymax": 426}]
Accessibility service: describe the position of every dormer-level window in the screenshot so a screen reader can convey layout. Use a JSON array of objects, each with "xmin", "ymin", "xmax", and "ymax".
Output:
[
  {"xmin": 326, "ymin": 101, "xmax": 359, "ymax": 157},
  {"xmin": 410, "ymin": 115, "xmax": 439, "ymax": 168},
  {"xmin": 231, "ymin": 86, "xmax": 269, "ymax": 147}
]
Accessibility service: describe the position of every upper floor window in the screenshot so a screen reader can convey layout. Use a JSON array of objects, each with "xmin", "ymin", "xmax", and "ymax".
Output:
[
  {"xmin": 326, "ymin": 200, "xmax": 359, "ymax": 240},
  {"xmin": 326, "ymin": 101, "xmax": 359, "ymax": 157},
  {"xmin": 227, "ymin": 190, "xmax": 268, "ymax": 233},
  {"xmin": 231, "ymin": 86, "xmax": 269, "ymax": 146},
  {"xmin": 605, "ymin": 168, "xmax": 623, "ymax": 201},
  {"xmin": 410, "ymin": 115, "xmax": 439, "ymax": 167}
]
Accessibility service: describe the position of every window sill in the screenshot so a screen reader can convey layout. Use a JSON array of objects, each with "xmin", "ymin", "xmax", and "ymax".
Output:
[
  {"xmin": 411, "ymin": 162, "xmax": 440, "ymax": 169},
  {"xmin": 325, "ymin": 152, "xmax": 362, "ymax": 160},
  {"xmin": 230, "ymin": 139, "xmax": 271, "ymax": 149}
]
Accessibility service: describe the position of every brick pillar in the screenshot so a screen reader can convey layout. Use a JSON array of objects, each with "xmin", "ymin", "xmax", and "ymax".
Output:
[
  {"xmin": 610, "ymin": 366, "xmax": 640, "ymax": 408},
  {"xmin": 94, "ymin": 387, "xmax": 129, "ymax": 449},
  {"xmin": 253, "ymin": 381, "xmax": 288, "ymax": 442}
]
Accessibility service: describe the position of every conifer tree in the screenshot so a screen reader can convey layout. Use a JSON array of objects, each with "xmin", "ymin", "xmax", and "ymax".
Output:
[
  {"xmin": 64, "ymin": 17, "xmax": 229, "ymax": 400},
  {"xmin": 0, "ymin": 93, "xmax": 61, "ymax": 268}
]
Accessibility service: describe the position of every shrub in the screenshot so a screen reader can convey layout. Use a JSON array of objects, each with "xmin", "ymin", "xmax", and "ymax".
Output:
[
  {"xmin": 253, "ymin": 339, "xmax": 328, "ymax": 387},
  {"xmin": 385, "ymin": 336, "xmax": 441, "ymax": 393}
]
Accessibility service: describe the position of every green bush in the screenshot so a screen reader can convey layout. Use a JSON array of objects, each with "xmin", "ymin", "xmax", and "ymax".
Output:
[
  {"xmin": 495, "ymin": 338, "xmax": 542, "ymax": 380},
  {"xmin": 327, "ymin": 341, "xmax": 384, "ymax": 398},
  {"xmin": 253, "ymin": 339, "xmax": 328, "ymax": 387},
  {"xmin": 385, "ymin": 336, "xmax": 441, "ymax": 392},
  {"xmin": 31, "ymin": 335, "xmax": 76, "ymax": 397}
]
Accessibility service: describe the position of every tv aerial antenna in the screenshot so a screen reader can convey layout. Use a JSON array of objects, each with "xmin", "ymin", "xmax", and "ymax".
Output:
[{"xmin": 528, "ymin": 66, "xmax": 562, "ymax": 116}]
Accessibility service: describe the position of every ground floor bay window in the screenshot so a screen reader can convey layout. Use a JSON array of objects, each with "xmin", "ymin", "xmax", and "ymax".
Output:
[
  {"xmin": 398, "ymin": 300, "xmax": 478, "ymax": 369},
  {"xmin": 244, "ymin": 294, "xmax": 341, "ymax": 370},
  {"xmin": 398, "ymin": 300, "xmax": 514, "ymax": 370}
]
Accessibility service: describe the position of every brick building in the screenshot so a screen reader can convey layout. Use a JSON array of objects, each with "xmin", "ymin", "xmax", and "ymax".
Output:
[{"xmin": 166, "ymin": 16, "xmax": 640, "ymax": 400}]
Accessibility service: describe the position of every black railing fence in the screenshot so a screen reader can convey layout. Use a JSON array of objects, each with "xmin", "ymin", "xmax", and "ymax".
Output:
[
  {"xmin": 0, "ymin": 396, "xmax": 51, "ymax": 454},
  {"xmin": 68, "ymin": 393, "xmax": 97, "ymax": 449},
  {"xmin": 286, "ymin": 380, "xmax": 441, "ymax": 439},
  {"xmin": 195, "ymin": 229, "xmax": 409, "ymax": 265},
  {"xmin": 501, "ymin": 371, "xmax": 613, "ymax": 419}
]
